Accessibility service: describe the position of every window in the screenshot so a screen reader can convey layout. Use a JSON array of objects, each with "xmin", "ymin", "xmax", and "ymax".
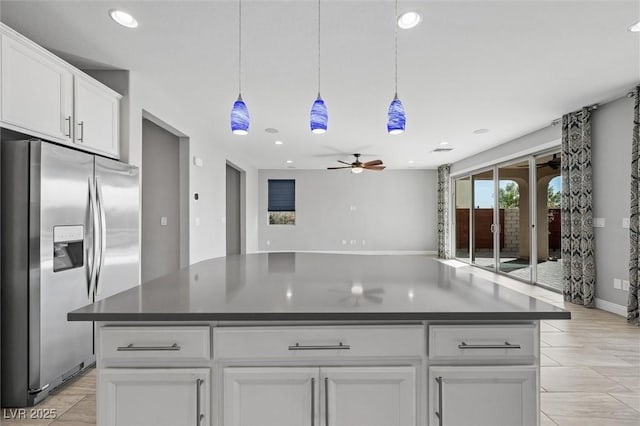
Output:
[{"xmin": 268, "ymin": 179, "xmax": 295, "ymax": 225}]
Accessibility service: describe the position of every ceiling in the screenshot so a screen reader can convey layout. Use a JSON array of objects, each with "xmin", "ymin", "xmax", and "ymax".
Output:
[{"xmin": 1, "ymin": 1, "xmax": 638, "ymax": 170}]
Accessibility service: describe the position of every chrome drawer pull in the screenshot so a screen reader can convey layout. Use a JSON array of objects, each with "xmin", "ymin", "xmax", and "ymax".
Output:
[
  {"xmin": 288, "ymin": 342, "xmax": 350, "ymax": 351},
  {"xmin": 458, "ymin": 341, "xmax": 521, "ymax": 349},
  {"xmin": 117, "ymin": 343, "xmax": 181, "ymax": 351},
  {"xmin": 196, "ymin": 378, "xmax": 204, "ymax": 426}
]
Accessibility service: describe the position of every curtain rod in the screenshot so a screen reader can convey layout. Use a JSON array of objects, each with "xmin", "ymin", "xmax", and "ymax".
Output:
[{"xmin": 550, "ymin": 88, "xmax": 637, "ymax": 126}]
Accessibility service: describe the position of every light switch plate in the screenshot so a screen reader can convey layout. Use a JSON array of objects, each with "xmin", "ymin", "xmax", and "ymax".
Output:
[
  {"xmin": 623, "ymin": 218, "xmax": 630, "ymax": 229},
  {"xmin": 613, "ymin": 278, "xmax": 622, "ymax": 289},
  {"xmin": 593, "ymin": 218, "xmax": 606, "ymax": 228},
  {"xmin": 160, "ymin": 216, "xmax": 167, "ymax": 226},
  {"xmin": 195, "ymin": 217, "xmax": 201, "ymax": 226},
  {"xmin": 622, "ymin": 280, "xmax": 630, "ymax": 291},
  {"xmin": 193, "ymin": 157, "xmax": 204, "ymax": 167}
]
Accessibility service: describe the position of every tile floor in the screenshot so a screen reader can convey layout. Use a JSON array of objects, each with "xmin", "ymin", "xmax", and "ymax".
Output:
[{"xmin": 2, "ymin": 264, "xmax": 638, "ymax": 426}]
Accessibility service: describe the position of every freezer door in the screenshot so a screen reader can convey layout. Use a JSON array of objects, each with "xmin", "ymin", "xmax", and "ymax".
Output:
[
  {"xmin": 94, "ymin": 156, "xmax": 140, "ymax": 301},
  {"xmin": 36, "ymin": 142, "xmax": 95, "ymax": 393}
]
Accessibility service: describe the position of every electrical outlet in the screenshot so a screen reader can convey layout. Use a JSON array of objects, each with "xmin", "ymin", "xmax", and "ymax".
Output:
[
  {"xmin": 266, "ymin": 240, "xmax": 271, "ymax": 246},
  {"xmin": 341, "ymin": 240, "xmax": 347, "ymax": 245},
  {"xmin": 195, "ymin": 217, "xmax": 200, "ymax": 227},
  {"xmin": 613, "ymin": 279, "xmax": 622, "ymax": 290},
  {"xmin": 160, "ymin": 216, "xmax": 167, "ymax": 226},
  {"xmin": 350, "ymin": 205, "xmax": 357, "ymax": 211},
  {"xmin": 593, "ymin": 218, "xmax": 606, "ymax": 228},
  {"xmin": 361, "ymin": 240, "xmax": 366, "ymax": 245},
  {"xmin": 193, "ymin": 157, "xmax": 204, "ymax": 167},
  {"xmin": 350, "ymin": 239, "xmax": 357, "ymax": 245},
  {"xmin": 622, "ymin": 280, "xmax": 630, "ymax": 291}
]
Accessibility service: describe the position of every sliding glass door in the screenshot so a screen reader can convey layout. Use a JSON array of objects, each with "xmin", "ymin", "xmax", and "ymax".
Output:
[
  {"xmin": 452, "ymin": 150, "xmax": 562, "ymax": 291},
  {"xmin": 497, "ymin": 160, "xmax": 531, "ymax": 281},
  {"xmin": 471, "ymin": 169, "xmax": 496, "ymax": 270},
  {"xmin": 534, "ymin": 152, "xmax": 562, "ymax": 291}
]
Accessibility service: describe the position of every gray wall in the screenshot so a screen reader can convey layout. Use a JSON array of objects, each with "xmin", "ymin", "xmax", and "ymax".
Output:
[
  {"xmin": 592, "ymin": 96, "xmax": 635, "ymax": 306},
  {"xmin": 450, "ymin": 94, "xmax": 636, "ymax": 307},
  {"xmin": 258, "ymin": 169, "xmax": 438, "ymax": 252},
  {"xmin": 226, "ymin": 164, "xmax": 241, "ymax": 255},
  {"xmin": 141, "ymin": 119, "xmax": 180, "ymax": 283}
]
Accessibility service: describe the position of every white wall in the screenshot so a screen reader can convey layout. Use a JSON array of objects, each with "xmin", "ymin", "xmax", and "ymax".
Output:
[
  {"xmin": 91, "ymin": 70, "xmax": 259, "ymax": 264},
  {"xmin": 258, "ymin": 169, "xmax": 438, "ymax": 253},
  {"xmin": 592, "ymin": 96, "xmax": 635, "ymax": 307},
  {"xmin": 450, "ymin": 94, "xmax": 637, "ymax": 308}
]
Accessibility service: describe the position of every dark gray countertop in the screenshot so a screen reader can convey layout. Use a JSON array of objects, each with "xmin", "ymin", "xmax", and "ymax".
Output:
[{"xmin": 68, "ymin": 253, "xmax": 570, "ymax": 321}]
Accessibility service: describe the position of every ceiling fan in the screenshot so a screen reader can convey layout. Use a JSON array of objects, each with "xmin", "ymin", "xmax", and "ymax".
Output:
[
  {"xmin": 537, "ymin": 154, "xmax": 561, "ymax": 170},
  {"xmin": 327, "ymin": 154, "xmax": 386, "ymax": 174}
]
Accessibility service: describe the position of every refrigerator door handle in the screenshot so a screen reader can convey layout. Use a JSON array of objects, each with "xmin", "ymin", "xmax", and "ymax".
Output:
[
  {"xmin": 95, "ymin": 176, "xmax": 107, "ymax": 295},
  {"xmin": 88, "ymin": 177, "xmax": 99, "ymax": 298}
]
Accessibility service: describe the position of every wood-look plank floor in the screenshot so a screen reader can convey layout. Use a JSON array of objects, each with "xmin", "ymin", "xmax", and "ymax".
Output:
[{"xmin": 2, "ymin": 264, "xmax": 638, "ymax": 426}]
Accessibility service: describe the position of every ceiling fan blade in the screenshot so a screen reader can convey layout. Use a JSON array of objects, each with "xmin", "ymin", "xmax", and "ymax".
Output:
[
  {"xmin": 327, "ymin": 166, "xmax": 352, "ymax": 170},
  {"xmin": 363, "ymin": 159, "xmax": 383, "ymax": 167},
  {"xmin": 337, "ymin": 160, "xmax": 352, "ymax": 166},
  {"xmin": 364, "ymin": 165, "xmax": 385, "ymax": 171}
]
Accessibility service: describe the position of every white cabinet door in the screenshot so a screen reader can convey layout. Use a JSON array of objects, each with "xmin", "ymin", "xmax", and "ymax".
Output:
[
  {"xmin": 322, "ymin": 366, "xmax": 416, "ymax": 426},
  {"xmin": 0, "ymin": 33, "xmax": 73, "ymax": 142},
  {"xmin": 428, "ymin": 366, "xmax": 537, "ymax": 426},
  {"xmin": 223, "ymin": 367, "xmax": 318, "ymax": 426},
  {"xmin": 98, "ymin": 368, "xmax": 210, "ymax": 426},
  {"xmin": 74, "ymin": 75, "xmax": 120, "ymax": 158}
]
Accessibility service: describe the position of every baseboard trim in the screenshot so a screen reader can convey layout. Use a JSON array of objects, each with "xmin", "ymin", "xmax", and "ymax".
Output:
[
  {"xmin": 253, "ymin": 250, "xmax": 436, "ymax": 256},
  {"xmin": 595, "ymin": 298, "xmax": 627, "ymax": 317}
]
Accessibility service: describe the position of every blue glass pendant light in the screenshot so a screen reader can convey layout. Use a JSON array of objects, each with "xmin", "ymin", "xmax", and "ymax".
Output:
[
  {"xmin": 387, "ymin": 94, "xmax": 405, "ymax": 134},
  {"xmin": 231, "ymin": 94, "xmax": 249, "ymax": 135},
  {"xmin": 310, "ymin": 94, "xmax": 328, "ymax": 134},
  {"xmin": 387, "ymin": 0, "xmax": 406, "ymax": 135},
  {"xmin": 231, "ymin": 0, "xmax": 249, "ymax": 135},
  {"xmin": 310, "ymin": 0, "xmax": 328, "ymax": 134}
]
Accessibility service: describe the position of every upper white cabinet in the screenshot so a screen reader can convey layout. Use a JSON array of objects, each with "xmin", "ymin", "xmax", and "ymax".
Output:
[
  {"xmin": 0, "ymin": 33, "xmax": 73, "ymax": 142},
  {"xmin": 0, "ymin": 24, "xmax": 121, "ymax": 159},
  {"xmin": 74, "ymin": 75, "xmax": 120, "ymax": 157}
]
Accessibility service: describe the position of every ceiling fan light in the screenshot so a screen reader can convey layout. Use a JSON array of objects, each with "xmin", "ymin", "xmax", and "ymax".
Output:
[
  {"xmin": 387, "ymin": 96, "xmax": 406, "ymax": 135},
  {"xmin": 351, "ymin": 167, "xmax": 364, "ymax": 174},
  {"xmin": 310, "ymin": 95, "xmax": 328, "ymax": 134},
  {"xmin": 231, "ymin": 94, "xmax": 250, "ymax": 135}
]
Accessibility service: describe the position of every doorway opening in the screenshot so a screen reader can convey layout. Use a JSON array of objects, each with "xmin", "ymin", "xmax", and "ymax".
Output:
[
  {"xmin": 141, "ymin": 112, "xmax": 190, "ymax": 283},
  {"xmin": 226, "ymin": 162, "xmax": 246, "ymax": 255}
]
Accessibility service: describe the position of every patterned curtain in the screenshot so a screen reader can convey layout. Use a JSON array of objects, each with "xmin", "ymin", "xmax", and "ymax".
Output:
[
  {"xmin": 561, "ymin": 108, "xmax": 595, "ymax": 307},
  {"xmin": 437, "ymin": 164, "xmax": 451, "ymax": 259},
  {"xmin": 628, "ymin": 86, "xmax": 640, "ymax": 324}
]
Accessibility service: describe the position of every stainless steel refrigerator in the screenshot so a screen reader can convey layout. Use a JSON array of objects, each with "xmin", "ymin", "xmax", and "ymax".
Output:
[{"xmin": 1, "ymin": 139, "xmax": 139, "ymax": 407}]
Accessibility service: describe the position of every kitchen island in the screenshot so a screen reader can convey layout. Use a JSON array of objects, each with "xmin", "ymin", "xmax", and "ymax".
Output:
[{"xmin": 69, "ymin": 253, "xmax": 570, "ymax": 426}]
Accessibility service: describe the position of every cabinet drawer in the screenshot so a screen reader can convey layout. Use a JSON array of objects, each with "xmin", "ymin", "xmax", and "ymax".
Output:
[
  {"xmin": 99, "ymin": 326, "xmax": 210, "ymax": 364},
  {"xmin": 428, "ymin": 324, "xmax": 537, "ymax": 363},
  {"xmin": 214, "ymin": 325, "xmax": 425, "ymax": 361}
]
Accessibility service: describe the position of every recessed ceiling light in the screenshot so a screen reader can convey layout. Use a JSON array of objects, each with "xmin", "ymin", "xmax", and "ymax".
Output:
[
  {"xmin": 629, "ymin": 20, "xmax": 640, "ymax": 32},
  {"xmin": 285, "ymin": 160, "xmax": 293, "ymax": 164},
  {"xmin": 265, "ymin": 128, "xmax": 279, "ymax": 134},
  {"xmin": 274, "ymin": 140, "xmax": 283, "ymax": 145},
  {"xmin": 439, "ymin": 141, "xmax": 449, "ymax": 146},
  {"xmin": 109, "ymin": 9, "xmax": 138, "ymax": 28},
  {"xmin": 397, "ymin": 11, "xmax": 422, "ymax": 29},
  {"xmin": 473, "ymin": 128, "xmax": 490, "ymax": 134}
]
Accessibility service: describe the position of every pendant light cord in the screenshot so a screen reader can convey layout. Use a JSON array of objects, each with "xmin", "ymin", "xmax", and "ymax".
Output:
[
  {"xmin": 239, "ymin": 0, "xmax": 243, "ymax": 95},
  {"xmin": 394, "ymin": 0, "xmax": 398, "ymax": 97},
  {"xmin": 317, "ymin": 0, "xmax": 321, "ymax": 96}
]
